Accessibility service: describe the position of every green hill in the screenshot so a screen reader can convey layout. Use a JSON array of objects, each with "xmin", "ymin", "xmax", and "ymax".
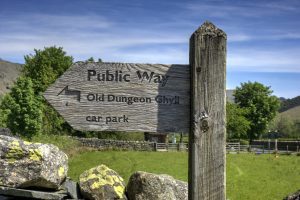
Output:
[
  {"xmin": 279, "ymin": 96, "xmax": 300, "ymax": 112},
  {"xmin": 0, "ymin": 59, "xmax": 22, "ymax": 97},
  {"xmin": 278, "ymin": 105, "xmax": 300, "ymax": 122}
]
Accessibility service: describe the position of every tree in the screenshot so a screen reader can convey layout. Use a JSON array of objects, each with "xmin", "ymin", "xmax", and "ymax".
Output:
[
  {"xmin": 22, "ymin": 46, "xmax": 73, "ymax": 135},
  {"xmin": 0, "ymin": 95, "xmax": 11, "ymax": 127},
  {"xmin": 86, "ymin": 57, "xmax": 102, "ymax": 62},
  {"xmin": 269, "ymin": 116, "xmax": 299, "ymax": 138},
  {"xmin": 226, "ymin": 102, "xmax": 250, "ymax": 140},
  {"xmin": 234, "ymin": 82, "xmax": 280, "ymax": 142},
  {"xmin": 87, "ymin": 57, "xmax": 95, "ymax": 62},
  {"xmin": 23, "ymin": 46, "xmax": 73, "ymax": 94},
  {"xmin": 1, "ymin": 77, "xmax": 43, "ymax": 138}
]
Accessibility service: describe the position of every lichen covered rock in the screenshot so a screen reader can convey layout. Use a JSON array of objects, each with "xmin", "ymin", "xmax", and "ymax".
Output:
[
  {"xmin": 127, "ymin": 171, "xmax": 188, "ymax": 200},
  {"xmin": 79, "ymin": 164, "xmax": 127, "ymax": 200},
  {"xmin": 0, "ymin": 135, "xmax": 68, "ymax": 189}
]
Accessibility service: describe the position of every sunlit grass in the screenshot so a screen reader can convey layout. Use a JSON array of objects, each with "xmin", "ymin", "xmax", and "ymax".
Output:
[{"xmin": 69, "ymin": 151, "xmax": 300, "ymax": 200}]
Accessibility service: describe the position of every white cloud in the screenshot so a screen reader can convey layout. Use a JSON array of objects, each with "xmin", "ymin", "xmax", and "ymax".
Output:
[
  {"xmin": 186, "ymin": 1, "xmax": 300, "ymax": 19},
  {"xmin": 228, "ymin": 48, "xmax": 300, "ymax": 72},
  {"xmin": 0, "ymin": 12, "xmax": 188, "ymax": 63},
  {"xmin": 1, "ymin": 9, "xmax": 300, "ymax": 73},
  {"xmin": 1, "ymin": 13, "xmax": 112, "ymax": 31}
]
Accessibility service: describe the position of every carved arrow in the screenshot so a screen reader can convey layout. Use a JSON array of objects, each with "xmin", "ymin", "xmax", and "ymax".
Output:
[{"xmin": 57, "ymin": 86, "xmax": 81, "ymax": 102}]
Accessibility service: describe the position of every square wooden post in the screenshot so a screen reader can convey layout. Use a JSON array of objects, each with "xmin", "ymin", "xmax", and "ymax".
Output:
[{"xmin": 189, "ymin": 21, "xmax": 227, "ymax": 200}]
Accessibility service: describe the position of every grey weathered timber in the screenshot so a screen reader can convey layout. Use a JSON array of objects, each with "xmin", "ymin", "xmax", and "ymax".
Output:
[
  {"xmin": 44, "ymin": 63, "xmax": 190, "ymax": 133},
  {"xmin": 189, "ymin": 22, "xmax": 227, "ymax": 200}
]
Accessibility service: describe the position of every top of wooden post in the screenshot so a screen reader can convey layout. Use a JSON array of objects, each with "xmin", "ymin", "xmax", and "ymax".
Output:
[{"xmin": 192, "ymin": 21, "xmax": 226, "ymax": 38}]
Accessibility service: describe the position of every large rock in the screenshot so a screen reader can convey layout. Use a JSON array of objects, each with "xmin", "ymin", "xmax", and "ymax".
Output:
[
  {"xmin": 0, "ymin": 128, "xmax": 14, "ymax": 138},
  {"xmin": 127, "ymin": 171, "xmax": 188, "ymax": 200},
  {"xmin": 284, "ymin": 190, "xmax": 300, "ymax": 200},
  {"xmin": 79, "ymin": 164, "xmax": 127, "ymax": 200},
  {"xmin": 0, "ymin": 135, "xmax": 68, "ymax": 190}
]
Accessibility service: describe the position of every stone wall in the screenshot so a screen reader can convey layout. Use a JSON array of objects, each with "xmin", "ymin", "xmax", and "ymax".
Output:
[{"xmin": 73, "ymin": 137, "xmax": 155, "ymax": 151}]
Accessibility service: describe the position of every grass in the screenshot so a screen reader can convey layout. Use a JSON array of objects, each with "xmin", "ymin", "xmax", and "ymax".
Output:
[
  {"xmin": 69, "ymin": 151, "xmax": 300, "ymax": 200},
  {"xmin": 30, "ymin": 134, "xmax": 86, "ymax": 157},
  {"xmin": 227, "ymin": 154, "xmax": 300, "ymax": 200},
  {"xmin": 69, "ymin": 151, "xmax": 187, "ymax": 182}
]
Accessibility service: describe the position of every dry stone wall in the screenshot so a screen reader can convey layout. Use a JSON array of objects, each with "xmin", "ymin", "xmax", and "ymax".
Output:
[{"xmin": 73, "ymin": 137, "xmax": 155, "ymax": 151}]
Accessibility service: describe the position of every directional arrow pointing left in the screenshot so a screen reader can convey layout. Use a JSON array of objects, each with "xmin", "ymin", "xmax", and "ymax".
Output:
[{"xmin": 57, "ymin": 85, "xmax": 81, "ymax": 102}]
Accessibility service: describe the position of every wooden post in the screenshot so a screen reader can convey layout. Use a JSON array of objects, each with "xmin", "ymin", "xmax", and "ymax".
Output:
[
  {"xmin": 189, "ymin": 21, "xmax": 226, "ymax": 200},
  {"xmin": 275, "ymin": 139, "xmax": 278, "ymax": 154},
  {"xmin": 268, "ymin": 139, "xmax": 271, "ymax": 154}
]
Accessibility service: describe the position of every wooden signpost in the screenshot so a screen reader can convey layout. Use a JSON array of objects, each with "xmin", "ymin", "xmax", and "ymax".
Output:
[
  {"xmin": 44, "ymin": 21, "xmax": 226, "ymax": 200},
  {"xmin": 44, "ymin": 63, "xmax": 190, "ymax": 133}
]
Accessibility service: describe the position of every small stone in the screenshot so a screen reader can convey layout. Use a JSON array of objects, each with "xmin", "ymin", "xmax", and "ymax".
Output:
[
  {"xmin": 61, "ymin": 177, "xmax": 82, "ymax": 199},
  {"xmin": 127, "ymin": 171, "xmax": 188, "ymax": 200},
  {"xmin": 79, "ymin": 164, "xmax": 127, "ymax": 200}
]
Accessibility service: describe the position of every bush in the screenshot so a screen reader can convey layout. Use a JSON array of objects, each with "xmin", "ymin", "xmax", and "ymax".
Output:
[
  {"xmin": 240, "ymin": 139, "xmax": 249, "ymax": 145},
  {"xmin": 1, "ymin": 77, "xmax": 43, "ymax": 138}
]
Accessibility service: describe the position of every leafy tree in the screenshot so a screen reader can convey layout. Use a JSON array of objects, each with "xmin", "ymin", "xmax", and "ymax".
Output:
[
  {"xmin": 86, "ymin": 57, "xmax": 102, "ymax": 62},
  {"xmin": 1, "ymin": 77, "xmax": 43, "ymax": 138},
  {"xmin": 22, "ymin": 46, "xmax": 73, "ymax": 135},
  {"xmin": 41, "ymin": 103, "xmax": 66, "ymax": 135},
  {"xmin": 23, "ymin": 46, "xmax": 73, "ymax": 94},
  {"xmin": 269, "ymin": 116, "xmax": 299, "ymax": 138},
  {"xmin": 0, "ymin": 95, "xmax": 11, "ymax": 127},
  {"xmin": 87, "ymin": 57, "xmax": 95, "ymax": 62},
  {"xmin": 226, "ymin": 102, "xmax": 250, "ymax": 140},
  {"xmin": 234, "ymin": 82, "xmax": 280, "ymax": 142}
]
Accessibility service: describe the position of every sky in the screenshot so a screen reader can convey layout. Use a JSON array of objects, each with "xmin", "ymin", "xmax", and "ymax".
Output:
[{"xmin": 0, "ymin": 0, "xmax": 300, "ymax": 98}]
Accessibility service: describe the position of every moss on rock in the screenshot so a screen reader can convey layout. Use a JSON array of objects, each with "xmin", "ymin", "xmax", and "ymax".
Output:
[
  {"xmin": 0, "ymin": 135, "xmax": 68, "ymax": 189},
  {"xmin": 79, "ymin": 164, "xmax": 127, "ymax": 200}
]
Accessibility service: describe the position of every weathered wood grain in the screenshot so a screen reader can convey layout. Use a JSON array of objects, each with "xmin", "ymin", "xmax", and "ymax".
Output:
[
  {"xmin": 44, "ymin": 62, "xmax": 190, "ymax": 133},
  {"xmin": 189, "ymin": 22, "xmax": 227, "ymax": 200}
]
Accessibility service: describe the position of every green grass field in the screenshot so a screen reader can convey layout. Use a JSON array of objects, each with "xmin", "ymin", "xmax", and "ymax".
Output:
[{"xmin": 69, "ymin": 151, "xmax": 300, "ymax": 200}]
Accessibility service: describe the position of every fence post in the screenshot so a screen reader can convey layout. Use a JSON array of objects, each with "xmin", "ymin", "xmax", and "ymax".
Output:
[
  {"xmin": 268, "ymin": 139, "xmax": 271, "ymax": 154},
  {"xmin": 189, "ymin": 21, "xmax": 226, "ymax": 200},
  {"xmin": 275, "ymin": 139, "xmax": 278, "ymax": 154}
]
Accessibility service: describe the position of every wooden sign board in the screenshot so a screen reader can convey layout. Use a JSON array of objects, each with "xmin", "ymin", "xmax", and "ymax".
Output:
[{"xmin": 44, "ymin": 62, "xmax": 190, "ymax": 133}]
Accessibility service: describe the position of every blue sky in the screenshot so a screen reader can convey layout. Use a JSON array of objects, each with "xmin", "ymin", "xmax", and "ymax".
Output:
[{"xmin": 1, "ymin": 0, "xmax": 300, "ymax": 98}]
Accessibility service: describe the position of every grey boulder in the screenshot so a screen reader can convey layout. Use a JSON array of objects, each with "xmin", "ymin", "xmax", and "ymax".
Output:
[
  {"xmin": 0, "ymin": 135, "xmax": 68, "ymax": 190},
  {"xmin": 126, "ymin": 171, "xmax": 188, "ymax": 200},
  {"xmin": 79, "ymin": 164, "xmax": 127, "ymax": 200}
]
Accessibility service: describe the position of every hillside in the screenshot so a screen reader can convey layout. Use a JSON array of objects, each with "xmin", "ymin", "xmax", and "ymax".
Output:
[
  {"xmin": 278, "ymin": 105, "xmax": 300, "ymax": 122},
  {"xmin": 0, "ymin": 59, "xmax": 22, "ymax": 97},
  {"xmin": 226, "ymin": 89, "xmax": 235, "ymax": 103},
  {"xmin": 279, "ymin": 96, "xmax": 300, "ymax": 112}
]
